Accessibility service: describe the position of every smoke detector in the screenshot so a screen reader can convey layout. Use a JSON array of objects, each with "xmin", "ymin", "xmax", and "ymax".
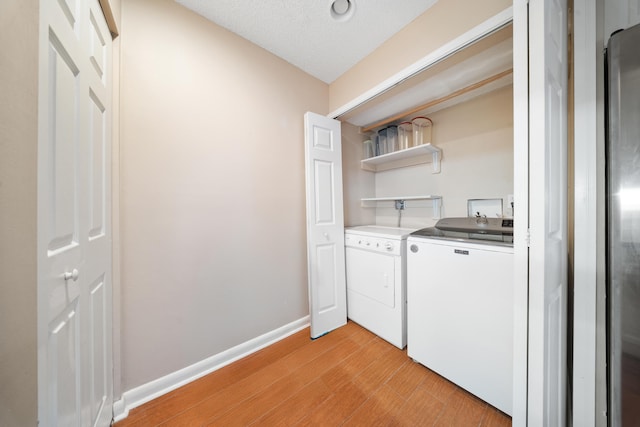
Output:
[{"xmin": 330, "ymin": 0, "xmax": 355, "ymax": 22}]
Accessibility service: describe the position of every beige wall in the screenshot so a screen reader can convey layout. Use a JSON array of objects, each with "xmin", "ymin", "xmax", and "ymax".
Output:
[
  {"xmin": 341, "ymin": 122, "xmax": 376, "ymax": 227},
  {"xmin": 371, "ymin": 87, "xmax": 514, "ymax": 229},
  {"xmin": 119, "ymin": 0, "xmax": 328, "ymax": 390},
  {"xmin": 0, "ymin": 0, "xmax": 39, "ymax": 425},
  {"xmin": 329, "ymin": 0, "xmax": 512, "ymax": 111}
]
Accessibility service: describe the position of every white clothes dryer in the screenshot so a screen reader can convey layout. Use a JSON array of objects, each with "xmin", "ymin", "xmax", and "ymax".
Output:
[{"xmin": 344, "ymin": 226, "xmax": 414, "ymax": 349}]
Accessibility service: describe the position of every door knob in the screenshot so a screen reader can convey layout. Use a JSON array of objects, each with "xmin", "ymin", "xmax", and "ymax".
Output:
[{"xmin": 63, "ymin": 269, "xmax": 79, "ymax": 282}]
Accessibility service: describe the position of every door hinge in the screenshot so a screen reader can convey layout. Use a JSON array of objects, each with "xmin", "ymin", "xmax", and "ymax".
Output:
[{"xmin": 526, "ymin": 228, "xmax": 531, "ymax": 247}]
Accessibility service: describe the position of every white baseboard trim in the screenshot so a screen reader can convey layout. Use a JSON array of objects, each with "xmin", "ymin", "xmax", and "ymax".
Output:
[{"xmin": 112, "ymin": 315, "xmax": 310, "ymax": 422}]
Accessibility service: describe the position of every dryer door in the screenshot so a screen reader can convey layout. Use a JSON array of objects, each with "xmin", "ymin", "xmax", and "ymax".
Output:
[{"xmin": 345, "ymin": 248, "xmax": 395, "ymax": 308}]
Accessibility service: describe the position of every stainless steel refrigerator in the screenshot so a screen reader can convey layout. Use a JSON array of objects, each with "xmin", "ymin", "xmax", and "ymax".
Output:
[{"xmin": 607, "ymin": 22, "xmax": 640, "ymax": 426}]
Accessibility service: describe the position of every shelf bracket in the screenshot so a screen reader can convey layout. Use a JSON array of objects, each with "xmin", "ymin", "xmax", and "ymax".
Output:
[
  {"xmin": 432, "ymin": 198, "xmax": 441, "ymax": 219},
  {"xmin": 431, "ymin": 151, "xmax": 441, "ymax": 174}
]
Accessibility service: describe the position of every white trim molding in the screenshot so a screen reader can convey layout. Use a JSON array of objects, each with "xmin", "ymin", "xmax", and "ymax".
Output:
[
  {"xmin": 327, "ymin": 7, "xmax": 513, "ymax": 120},
  {"xmin": 573, "ymin": 0, "xmax": 606, "ymax": 425},
  {"xmin": 511, "ymin": 1, "xmax": 530, "ymax": 425},
  {"xmin": 113, "ymin": 316, "xmax": 310, "ymax": 422}
]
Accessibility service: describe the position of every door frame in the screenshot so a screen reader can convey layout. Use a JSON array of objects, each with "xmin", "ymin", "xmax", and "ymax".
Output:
[
  {"xmin": 512, "ymin": 0, "xmax": 530, "ymax": 423},
  {"xmin": 327, "ymin": 8, "xmax": 514, "ymax": 120},
  {"xmin": 572, "ymin": 0, "xmax": 606, "ymax": 424}
]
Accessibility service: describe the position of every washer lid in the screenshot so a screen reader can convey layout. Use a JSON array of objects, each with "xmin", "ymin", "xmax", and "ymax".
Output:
[
  {"xmin": 434, "ymin": 217, "xmax": 513, "ymax": 234},
  {"xmin": 410, "ymin": 225, "xmax": 513, "ymax": 247}
]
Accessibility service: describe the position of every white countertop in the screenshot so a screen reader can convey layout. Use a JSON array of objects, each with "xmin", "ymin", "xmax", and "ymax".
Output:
[{"xmin": 345, "ymin": 225, "xmax": 417, "ymax": 239}]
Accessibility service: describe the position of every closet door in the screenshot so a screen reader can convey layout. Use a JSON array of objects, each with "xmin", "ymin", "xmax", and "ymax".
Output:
[
  {"xmin": 527, "ymin": 0, "xmax": 569, "ymax": 424},
  {"xmin": 37, "ymin": 0, "xmax": 113, "ymax": 425},
  {"xmin": 303, "ymin": 112, "xmax": 347, "ymax": 339}
]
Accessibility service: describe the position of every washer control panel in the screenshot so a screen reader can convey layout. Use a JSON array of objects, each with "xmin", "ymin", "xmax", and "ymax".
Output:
[{"xmin": 345, "ymin": 233, "xmax": 402, "ymax": 256}]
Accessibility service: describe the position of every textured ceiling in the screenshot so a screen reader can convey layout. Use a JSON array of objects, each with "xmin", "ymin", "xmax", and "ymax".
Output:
[{"xmin": 174, "ymin": 0, "xmax": 438, "ymax": 84}]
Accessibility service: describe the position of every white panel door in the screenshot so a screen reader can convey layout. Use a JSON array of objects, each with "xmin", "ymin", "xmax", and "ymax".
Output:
[
  {"xmin": 512, "ymin": 1, "xmax": 531, "ymax": 424},
  {"xmin": 304, "ymin": 112, "xmax": 347, "ymax": 339},
  {"xmin": 37, "ymin": 0, "xmax": 113, "ymax": 425},
  {"xmin": 528, "ymin": 0, "xmax": 568, "ymax": 424}
]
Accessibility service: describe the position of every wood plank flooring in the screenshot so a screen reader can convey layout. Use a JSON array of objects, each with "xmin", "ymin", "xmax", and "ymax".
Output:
[{"xmin": 115, "ymin": 321, "xmax": 511, "ymax": 426}]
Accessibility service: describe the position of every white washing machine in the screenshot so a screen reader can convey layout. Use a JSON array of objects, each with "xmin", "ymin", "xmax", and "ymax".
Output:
[
  {"xmin": 407, "ymin": 217, "xmax": 514, "ymax": 415},
  {"xmin": 344, "ymin": 226, "xmax": 414, "ymax": 349}
]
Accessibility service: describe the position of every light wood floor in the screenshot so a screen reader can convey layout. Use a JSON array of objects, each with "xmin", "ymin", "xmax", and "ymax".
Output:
[{"xmin": 115, "ymin": 321, "xmax": 511, "ymax": 426}]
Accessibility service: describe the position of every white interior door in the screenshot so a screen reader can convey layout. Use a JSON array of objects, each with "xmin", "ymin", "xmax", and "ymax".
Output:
[
  {"xmin": 304, "ymin": 112, "xmax": 347, "ymax": 339},
  {"xmin": 512, "ymin": 1, "xmax": 531, "ymax": 424},
  {"xmin": 37, "ymin": 0, "xmax": 113, "ymax": 425},
  {"xmin": 528, "ymin": 0, "xmax": 568, "ymax": 424}
]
